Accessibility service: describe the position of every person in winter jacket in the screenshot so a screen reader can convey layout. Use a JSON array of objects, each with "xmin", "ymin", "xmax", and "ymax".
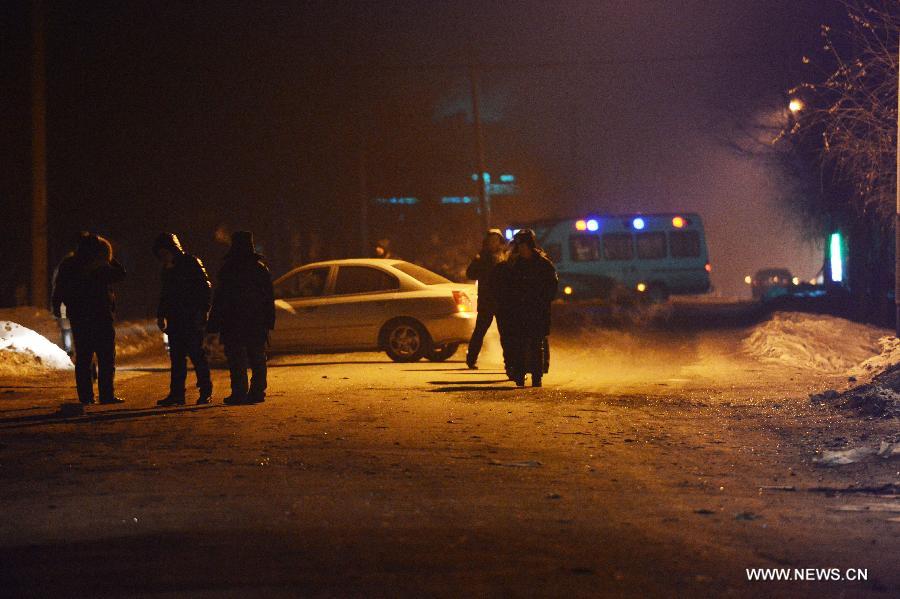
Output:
[
  {"xmin": 494, "ymin": 229, "xmax": 558, "ymax": 387},
  {"xmin": 51, "ymin": 232, "xmax": 126, "ymax": 404},
  {"xmin": 153, "ymin": 233, "xmax": 213, "ymax": 406},
  {"xmin": 464, "ymin": 229, "xmax": 506, "ymax": 368},
  {"xmin": 207, "ymin": 231, "xmax": 275, "ymax": 405}
]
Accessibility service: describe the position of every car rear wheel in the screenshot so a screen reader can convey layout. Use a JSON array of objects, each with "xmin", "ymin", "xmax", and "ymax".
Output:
[
  {"xmin": 383, "ymin": 319, "xmax": 430, "ymax": 362},
  {"xmin": 426, "ymin": 342, "xmax": 459, "ymax": 362}
]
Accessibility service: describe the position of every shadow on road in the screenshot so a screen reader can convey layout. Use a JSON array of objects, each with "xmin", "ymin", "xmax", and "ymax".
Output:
[
  {"xmin": 0, "ymin": 404, "xmax": 219, "ymax": 429},
  {"xmin": 430, "ymin": 386, "xmax": 518, "ymax": 393},
  {"xmin": 428, "ymin": 380, "xmax": 510, "ymax": 385}
]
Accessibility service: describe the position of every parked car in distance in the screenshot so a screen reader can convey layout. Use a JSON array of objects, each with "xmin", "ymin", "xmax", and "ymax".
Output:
[
  {"xmin": 206, "ymin": 259, "xmax": 477, "ymax": 363},
  {"xmin": 751, "ymin": 268, "xmax": 794, "ymax": 301}
]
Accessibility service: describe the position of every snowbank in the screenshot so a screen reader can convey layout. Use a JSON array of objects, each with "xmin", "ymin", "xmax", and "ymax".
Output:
[
  {"xmin": 741, "ymin": 312, "xmax": 885, "ymax": 373},
  {"xmin": 0, "ymin": 320, "xmax": 73, "ymax": 375},
  {"xmin": 0, "ymin": 307, "xmax": 164, "ymax": 377},
  {"xmin": 0, "ymin": 307, "xmax": 60, "ymax": 344},
  {"xmin": 849, "ymin": 336, "xmax": 900, "ymax": 381}
]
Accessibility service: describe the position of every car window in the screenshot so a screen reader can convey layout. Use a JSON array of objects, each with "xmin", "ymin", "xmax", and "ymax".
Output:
[
  {"xmin": 334, "ymin": 266, "xmax": 400, "ymax": 295},
  {"xmin": 669, "ymin": 231, "xmax": 701, "ymax": 258},
  {"xmin": 636, "ymin": 232, "xmax": 667, "ymax": 259},
  {"xmin": 391, "ymin": 262, "xmax": 452, "ymax": 285},
  {"xmin": 569, "ymin": 235, "xmax": 600, "ymax": 262},
  {"xmin": 275, "ymin": 267, "xmax": 329, "ymax": 299},
  {"xmin": 603, "ymin": 233, "xmax": 634, "ymax": 260}
]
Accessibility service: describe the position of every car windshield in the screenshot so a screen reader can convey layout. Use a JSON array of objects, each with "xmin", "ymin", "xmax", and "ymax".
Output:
[{"xmin": 392, "ymin": 262, "xmax": 452, "ymax": 285}]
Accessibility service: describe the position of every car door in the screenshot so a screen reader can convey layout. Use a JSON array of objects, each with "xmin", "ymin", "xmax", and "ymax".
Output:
[
  {"xmin": 270, "ymin": 265, "xmax": 334, "ymax": 351},
  {"xmin": 325, "ymin": 265, "xmax": 402, "ymax": 348}
]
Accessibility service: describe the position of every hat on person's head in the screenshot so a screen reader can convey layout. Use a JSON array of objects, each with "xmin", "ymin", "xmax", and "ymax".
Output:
[
  {"xmin": 152, "ymin": 232, "xmax": 183, "ymax": 256},
  {"xmin": 229, "ymin": 230, "xmax": 255, "ymax": 255},
  {"xmin": 511, "ymin": 228, "xmax": 537, "ymax": 248}
]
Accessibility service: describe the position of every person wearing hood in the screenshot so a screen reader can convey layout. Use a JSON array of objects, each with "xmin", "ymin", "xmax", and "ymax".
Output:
[
  {"xmin": 494, "ymin": 229, "xmax": 558, "ymax": 387},
  {"xmin": 51, "ymin": 232, "xmax": 127, "ymax": 404},
  {"xmin": 207, "ymin": 231, "xmax": 275, "ymax": 405},
  {"xmin": 464, "ymin": 229, "xmax": 507, "ymax": 369},
  {"xmin": 153, "ymin": 233, "xmax": 213, "ymax": 406}
]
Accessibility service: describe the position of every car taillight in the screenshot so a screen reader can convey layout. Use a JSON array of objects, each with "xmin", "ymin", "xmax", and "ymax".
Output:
[{"xmin": 452, "ymin": 291, "xmax": 472, "ymax": 313}]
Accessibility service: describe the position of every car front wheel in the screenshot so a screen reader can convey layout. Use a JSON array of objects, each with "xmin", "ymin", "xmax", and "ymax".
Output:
[{"xmin": 383, "ymin": 319, "xmax": 430, "ymax": 362}]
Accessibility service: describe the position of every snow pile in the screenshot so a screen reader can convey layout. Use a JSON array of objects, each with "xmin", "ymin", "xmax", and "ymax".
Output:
[
  {"xmin": 849, "ymin": 336, "xmax": 900, "ymax": 381},
  {"xmin": 0, "ymin": 320, "xmax": 73, "ymax": 374},
  {"xmin": 0, "ymin": 307, "xmax": 60, "ymax": 344},
  {"xmin": 741, "ymin": 312, "xmax": 885, "ymax": 373}
]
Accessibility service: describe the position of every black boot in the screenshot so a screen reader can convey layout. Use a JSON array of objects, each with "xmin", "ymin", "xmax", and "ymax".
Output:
[
  {"xmin": 157, "ymin": 395, "xmax": 185, "ymax": 406},
  {"xmin": 197, "ymin": 388, "xmax": 213, "ymax": 405}
]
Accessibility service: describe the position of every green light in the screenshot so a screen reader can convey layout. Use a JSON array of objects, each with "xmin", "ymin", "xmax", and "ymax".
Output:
[{"xmin": 829, "ymin": 233, "xmax": 843, "ymax": 283}]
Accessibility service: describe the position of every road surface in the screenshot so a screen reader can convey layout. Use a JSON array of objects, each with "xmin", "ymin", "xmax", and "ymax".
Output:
[{"xmin": 1, "ymin": 311, "xmax": 898, "ymax": 597}]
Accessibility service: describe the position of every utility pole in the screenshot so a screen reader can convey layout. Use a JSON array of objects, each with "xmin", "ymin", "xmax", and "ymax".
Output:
[
  {"xmin": 895, "ymin": 38, "xmax": 900, "ymax": 336},
  {"xmin": 31, "ymin": 0, "xmax": 48, "ymax": 308},
  {"xmin": 469, "ymin": 64, "xmax": 490, "ymax": 231},
  {"xmin": 359, "ymin": 122, "xmax": 369, "ymax": 257}
]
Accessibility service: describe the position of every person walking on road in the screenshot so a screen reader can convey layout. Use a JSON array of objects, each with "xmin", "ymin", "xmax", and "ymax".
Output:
[
  {"xmin": 494, "ymin": 229, "xmax": 558, "ymax": 387},
  {"xmin": 207, "ymin": 231, "xmax": 275, "ymax": 405},
  {"xmin": 465, "ymin": 229, "xmax": 506, "ymax": 369},
  {"xmin": 153, "ymin": 233, "xmax": 213, "ymax": 406},
  {"xmin": 51, "ymin": 233, "xmax": 127, "ymax": 405}
]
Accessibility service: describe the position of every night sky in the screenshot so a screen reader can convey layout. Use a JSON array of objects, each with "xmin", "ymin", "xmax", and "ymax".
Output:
[{"xmin": 1, "ymin": 1, "xmax": 847, "ymax": 313}]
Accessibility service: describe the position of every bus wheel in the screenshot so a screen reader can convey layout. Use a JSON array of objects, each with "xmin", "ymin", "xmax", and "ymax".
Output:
[{"xmin": 645, "ymin": 283, "xmax": 669, "ymax": 304}]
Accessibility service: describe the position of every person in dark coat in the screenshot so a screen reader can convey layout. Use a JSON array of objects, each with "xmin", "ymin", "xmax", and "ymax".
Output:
[
  {"xmin": 494, "ymin": 229, "xmax": 558, "ymax": 387},
  {"xmin": 207, "ymin": 231, "xmax": 275, "ymax": 405},
  {"xmin": 465, "ymin": 229, "xmax": 507, "ymax": 369},
  {"xmin": 153, "ymin": 233, "xmax": 213, "ymax": 406},
  {"xmin": 51, "ymin": 233, "xmax": 126, "ymax": 404}
]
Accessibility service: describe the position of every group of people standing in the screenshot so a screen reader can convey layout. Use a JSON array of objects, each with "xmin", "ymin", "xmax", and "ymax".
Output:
[
  {"xmin": 465, "ymin": 228, "xmax": 558, "ymax": 387},
  {"xmin": 50, "ymin": 226, "xmax": 556, "ymax": 404},
  {"xmin": 52, "ymin": 230, "xmax": 274, "ymax": 407}
]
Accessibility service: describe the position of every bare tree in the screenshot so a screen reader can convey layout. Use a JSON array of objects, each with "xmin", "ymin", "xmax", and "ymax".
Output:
[{"xmin": 788, "ymin": 0, "xmax": 899, "ymax": 218}]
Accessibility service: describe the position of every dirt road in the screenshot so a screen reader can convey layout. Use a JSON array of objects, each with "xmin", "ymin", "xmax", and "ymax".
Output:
[{"xmin": 1, "ymin": 320, "xmax": 898, "ymax": 597}]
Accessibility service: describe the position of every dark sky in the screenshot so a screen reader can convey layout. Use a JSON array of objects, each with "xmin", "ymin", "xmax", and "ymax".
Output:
[{"xmin": 1, "ymin": 0, "xmax": 846, "ymax": 311}]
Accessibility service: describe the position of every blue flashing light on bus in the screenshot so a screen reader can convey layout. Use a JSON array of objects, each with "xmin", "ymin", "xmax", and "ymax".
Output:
[
  {"xmin": 586, "ymin": 219, "xmax": 599, "ymax": 232},
  {"xmin": 632, "ymin": 217, "xmax": 646, "ymax": 230}
]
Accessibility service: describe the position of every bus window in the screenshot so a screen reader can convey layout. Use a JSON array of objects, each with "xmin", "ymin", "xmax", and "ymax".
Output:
[
  {"xmin": 636, "ymin": 232, "xmax": 667, "ymax": 259},
  {"xmin": 545, "ymin": 243, "xmax": 562, "ymax": 264},
  {"xmin": 669, "ymin": 231, "xmax": 701, "ymax": 258},
  {"xmin": 569, "ymin": 235, "xmax": 601, "ymax": 261},
  {"xmin": 603, "ymin": 233, "xmax": 634, "ymax": 260}
]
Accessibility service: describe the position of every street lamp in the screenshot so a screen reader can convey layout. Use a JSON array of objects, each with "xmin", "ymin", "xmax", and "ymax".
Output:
[{"xmin": 788, "ymin": 98, "xmax": 804, "ymax": 114}]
